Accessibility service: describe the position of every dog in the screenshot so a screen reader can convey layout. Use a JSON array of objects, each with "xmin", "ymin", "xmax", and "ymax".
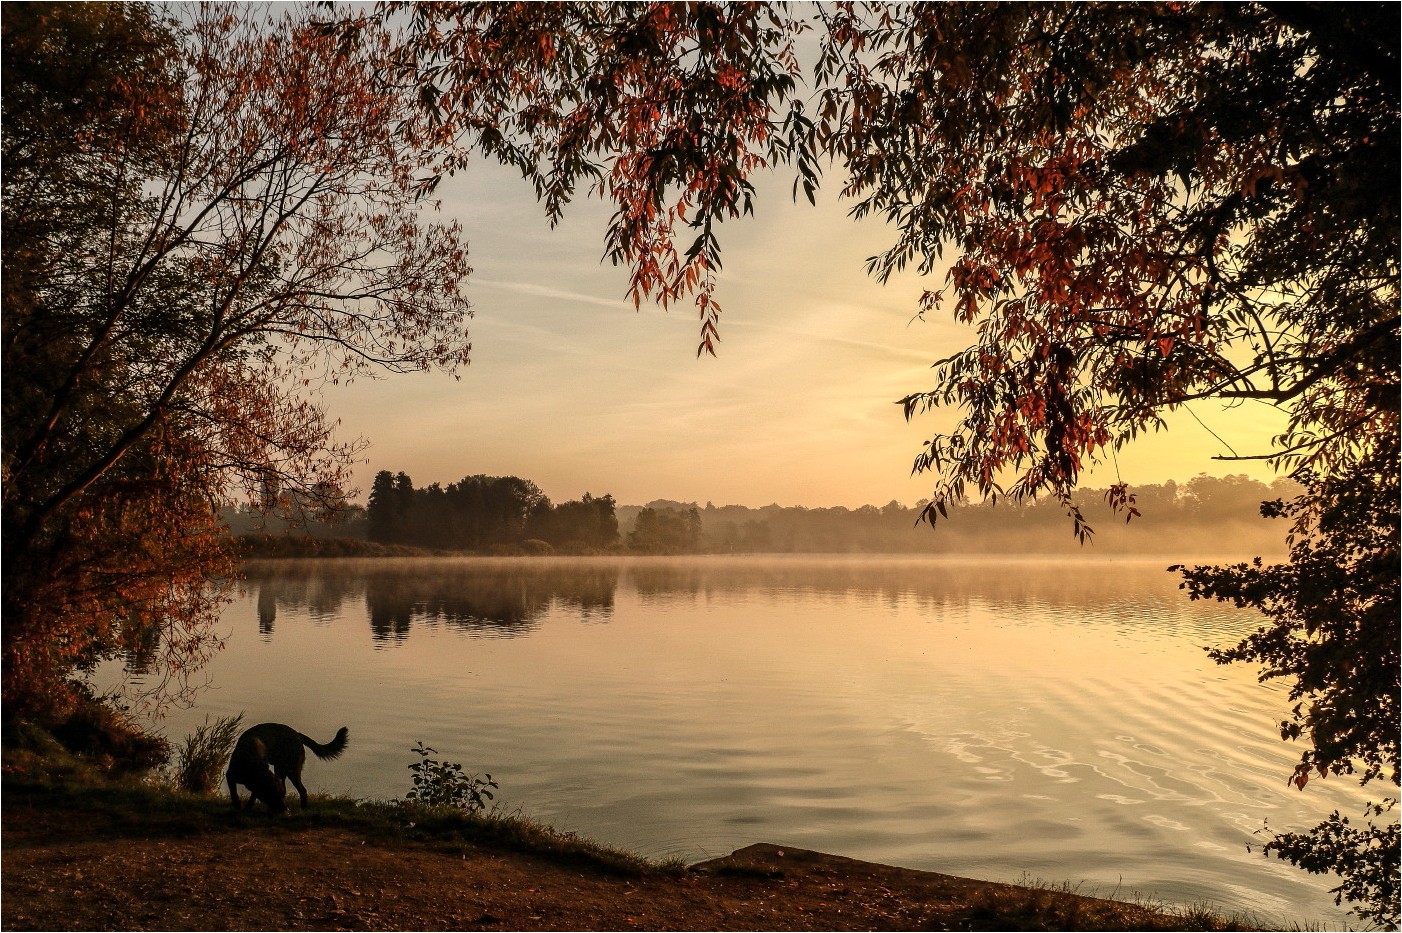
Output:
[{"xmin": 226, "ymin": 722, "xmax": 348, "ymax": 813}]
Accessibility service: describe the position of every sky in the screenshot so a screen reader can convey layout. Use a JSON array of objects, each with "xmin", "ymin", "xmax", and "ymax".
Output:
[{"xmin": 321, "ymin": 157, "xmax": 1289, "ymax": 510}]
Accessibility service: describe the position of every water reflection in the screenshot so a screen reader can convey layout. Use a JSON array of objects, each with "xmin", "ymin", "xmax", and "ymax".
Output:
[
  {"xmin": 242, "ymin": 555, "xmax": 1246, "ymax": 647},
  {"xmin": 121, "ymin": 556, "xmax": 1369, "ymax": 929},
  {"xmin": 247, "ymin": 558, "xmax": 618, "ymax": 645}
]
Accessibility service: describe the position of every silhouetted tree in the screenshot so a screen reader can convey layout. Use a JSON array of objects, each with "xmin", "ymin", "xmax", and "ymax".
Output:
[
  {"xmin": 365, "ymin": 472, "xmax": 555, "ymax": 550},
  {"xmin": 630, "ymin": 506, "xmax": 702, "ymax": 553},
  {"xmin": 2, "ymin": 3, "xmax": 471, "ymax": 716},
  {"xmin": 527, "ymin": 492, "xmax": 620, "ymax": 551},
  {"xmin": 366, "ymin": 471, "xmax": 400, "ymax": 543},
  {"xmin": 391, "ymin": 473, "xmax": 418, "ymax": 545},
  {"xmin": 1176, "ymin": 440, "xmax": 1400, "ymax": 925},
  {"xmin": 379, "ymin": 4, "xmax": 1397, "ymax": 919}
]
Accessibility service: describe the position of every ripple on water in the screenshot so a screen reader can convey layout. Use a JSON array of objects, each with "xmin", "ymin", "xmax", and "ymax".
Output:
[{"xmin": 99, "ymin": 558, "xmax": 1371, "ymax": 931}]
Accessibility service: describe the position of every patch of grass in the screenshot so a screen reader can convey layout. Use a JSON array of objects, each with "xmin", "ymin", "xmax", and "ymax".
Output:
[
  {"xmin": 4, "ymin": 699, "xmax": 169, "ymax": 779},
  {"xmin": 4, "ymin": 747, "xmax": 678, "ymax": 880},
  {"xmin": 328, "ymin": 798, "xmax": 671, "ymax": 877},
  {"xmin": 1, "ymin": 752, "xmax": 678, "ymax": 881},
  {"xmin": 2, "ymin": 766, "xmax": 231, "ymax": 840},
  {"xmin": 654, "ymin": 852, "xmax": 692, "ymax": 874},
  {"xmin": 962, "ymin": 874, "xmax": 1259, "ymax": 931},
  {"xmin": 173, "ymin": 713, "xmax": 243, "ymax": 793},
  {"xmin": 965, "ymin": 880, "xmax": 1100, "ymax": 930}
]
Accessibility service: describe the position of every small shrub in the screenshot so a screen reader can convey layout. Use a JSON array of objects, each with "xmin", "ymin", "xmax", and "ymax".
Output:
[
  {"xmin": 174, "ymin": 713, "xmax": 244, "ymax": 794},
  {"xmin": 403, "ymin": 741, "xmax": 497, "ymax": 812},
  {"xmin": 50, "ymin": 694, "xmax": 170, "ymax": 775}
]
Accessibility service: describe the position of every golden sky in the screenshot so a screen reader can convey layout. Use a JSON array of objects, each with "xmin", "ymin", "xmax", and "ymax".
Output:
[{"xmin": 324, "ymin": 159, "xmax": 1289, "ymax": 509}]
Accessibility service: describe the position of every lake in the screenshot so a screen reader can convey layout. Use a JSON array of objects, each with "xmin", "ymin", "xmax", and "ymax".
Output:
[{"xmin": 114, "ymin": 556, "xmax": 1369, "ymax": 928}]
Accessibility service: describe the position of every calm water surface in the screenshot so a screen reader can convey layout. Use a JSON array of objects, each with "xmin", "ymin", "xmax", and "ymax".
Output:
[{"xmin": 121, "ymin": 556, "xmax": 1371, "ymax": 928}]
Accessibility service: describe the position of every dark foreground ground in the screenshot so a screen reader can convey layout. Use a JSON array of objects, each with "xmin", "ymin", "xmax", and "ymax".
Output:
[{"xmin": 2, "ymin": 782, "xmax": 1247, "ymax": 931}]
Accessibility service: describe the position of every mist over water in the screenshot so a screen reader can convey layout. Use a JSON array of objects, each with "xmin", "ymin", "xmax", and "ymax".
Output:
[{"xmin": 117, "ymin": 556, "xmax": 1370, "ymax": 928}]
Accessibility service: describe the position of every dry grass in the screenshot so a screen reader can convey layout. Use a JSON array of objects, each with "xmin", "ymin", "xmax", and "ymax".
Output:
[
  {"xmin": 962, "ymin": 873, "xmax": 1259, "ymax": 931},
  {"xmin": 171, "ymin": 712, "xmax": 243, "ymax": 793}
]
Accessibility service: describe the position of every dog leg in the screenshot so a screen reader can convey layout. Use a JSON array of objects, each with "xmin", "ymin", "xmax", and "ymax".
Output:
[{"xmin": 289, "ymin": 772, "xmax": 310, "ymax": 809}]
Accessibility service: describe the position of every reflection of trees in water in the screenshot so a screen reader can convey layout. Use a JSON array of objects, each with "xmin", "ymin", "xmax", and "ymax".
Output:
[
  {"xmin": 363, "ymin": 572, "xmax": 549, "ymax": 642},
  {"xmin": 622, "ymin": 558, "xmax": 1249, "ymax": 638},
  {"xmin": 257, "ymin": 586, "xmax": 277, "ymax": 637},
  {"xmin": 368, "ymin": 565, "xmax": 618, "ymax": 643},
  {"xmin": 243, "ymin": 559, "xmax": 619, "ymax": 646},
  {"xmin": 246, "ymin": 567, "xmax": 367, "ymax": 638},
  {"xmin": 365, "ymin": 575, "xmax": 412, "ymax": 644},
  {"xmin": 626, "ymin": 558, "xmax": 1153, "ymax": 604},
  {"xmin": 242, "ymin": 556, "xmax": 1253, "ymax": 647},
  {"xmin": 118, "ymin": 622, "xmax": 162, "ymax": 676}
]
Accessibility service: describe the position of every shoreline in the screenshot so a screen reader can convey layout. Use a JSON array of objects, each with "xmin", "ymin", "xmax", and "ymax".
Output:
[
  {"xmin": 1, "ymin": 775, "xmax": 1252, "ymax": 931},
  {"xmin": 238, "ymin": 546, "xmax": 1284, "ymax": 563}
]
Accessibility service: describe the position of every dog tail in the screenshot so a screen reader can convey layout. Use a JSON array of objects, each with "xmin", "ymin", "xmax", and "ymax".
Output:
[{"xmin": 301, "ymin": 726, "xmax": 349, "ymax": 761}]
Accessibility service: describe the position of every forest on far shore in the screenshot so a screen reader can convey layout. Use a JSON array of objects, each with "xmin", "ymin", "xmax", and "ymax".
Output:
[{"xmin": 226, "ymin": 469, "xmax": 1300, "ymax": 558}]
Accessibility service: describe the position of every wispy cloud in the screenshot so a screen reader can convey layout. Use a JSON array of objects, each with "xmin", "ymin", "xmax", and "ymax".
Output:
[
  {"xmin": 471, "ymin": 277, "xmax": 637, "ymax": 312},
  {"xmin": 725, "ymin": 316, "xmax": 937, "ymax": 366}
]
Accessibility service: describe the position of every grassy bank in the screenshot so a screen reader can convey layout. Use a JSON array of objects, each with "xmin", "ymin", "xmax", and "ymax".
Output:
[
  {"xmin": 2, "ymin": 736, "xmax": 1259, "ymax": 932},
  {"xmin": 2, "ymin": 738, "xmax": 669, "ymax": 878}
]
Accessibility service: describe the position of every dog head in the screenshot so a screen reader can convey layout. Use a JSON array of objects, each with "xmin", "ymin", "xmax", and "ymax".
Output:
[{"xmin": 249, "ymin": 766, "xmax": 287, "ymax": 814}]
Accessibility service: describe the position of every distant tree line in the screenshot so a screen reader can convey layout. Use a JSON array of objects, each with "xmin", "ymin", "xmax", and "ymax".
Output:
[
  {"xmin": 364, "ymin": 471, "xmax": 620, "ymax": 553},
  {"xmin": 259, "ymin": 470, "xmax": 1299, "ymax": 557},
  {"xmin": 646, "ymin": 474, "xmax": 1301, "ymax": 556}
]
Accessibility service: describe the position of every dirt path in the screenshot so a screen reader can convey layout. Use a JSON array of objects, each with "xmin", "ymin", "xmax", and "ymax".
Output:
[{"xmin": 1, "ymin": 801, "xmax": 1219, "ymax": 931}]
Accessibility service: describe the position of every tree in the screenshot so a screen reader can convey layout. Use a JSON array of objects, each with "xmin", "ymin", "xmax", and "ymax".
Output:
[
  {"xmin": 629, "ymin": 506, "xmax": 702, "ymax": 553},
  {"xmin": 376, "ymin": 1, "xmax": 810, "ymax": 356},
  {"xmin": 379, "ymin": 2, "xmax": 1397, "ymax": 921},
  {"xmin": 392, "ymin": 473, "xmax": 419, "ymax": 545},
  {"xmin": 822, "ymin": 3, "xmax": 1397, "ymax": 534},
  {"xmin": 3, "ymin": 3, "xmax": 225, "ymax": 717},
  {"xmin": 2, "ymin": 4, "xmax": 471, "ymax": 717},
  {"xmin": 367, "ymin": 470, "xmax": 407, "ymax": 544},
  {"xmin": 526, "ymin": 492, "xmax": 620, "ymax": 551},
  {"xmin": 383, "ymin": 0, "xmax": 1395, "ymax": 514},
  {"xmin": 813, "ymin": 11, "xmax": 1398, "ymax": 919},
  {"xmin": 365, "ymin": 471, "xmax": 556, "ymax": 551},
  {"xmin": 1175, "ymin": 439, "xmax": 1399, "ymax": 926}
]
